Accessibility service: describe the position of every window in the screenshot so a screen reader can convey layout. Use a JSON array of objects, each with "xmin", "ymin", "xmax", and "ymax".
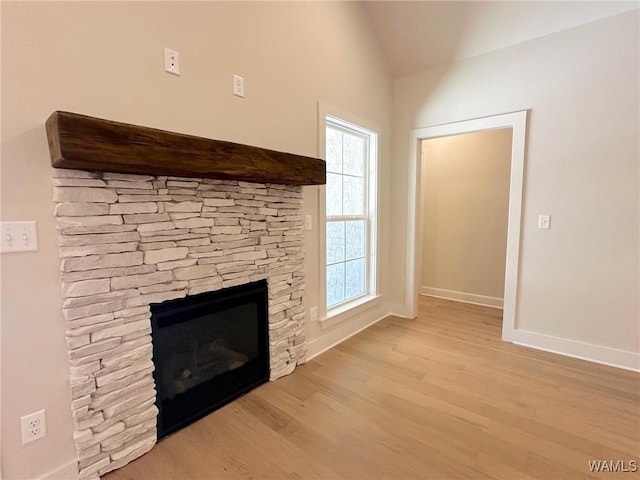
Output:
[{"xmin": 324, "ymin": 115, "xmax": 377, "ymax": 313}]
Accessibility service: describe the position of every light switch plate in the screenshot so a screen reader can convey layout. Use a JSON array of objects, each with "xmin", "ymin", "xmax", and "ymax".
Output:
[
  {"xmin": 538, "ymin": 214, "xmax": 551, "ymax": 230},
  {"xmin": 1, "ymin": 221, "xmax": 39, "ymax": 252}
]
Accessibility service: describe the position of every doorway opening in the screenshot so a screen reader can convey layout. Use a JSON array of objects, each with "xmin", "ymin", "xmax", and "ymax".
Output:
[
  {"xmin": 419, "ymin": 128, "xmax": 512, "ymax": 311},
  {"xmin": 405, "ymin": 111, "xmax": 527, "ymax": 342}
]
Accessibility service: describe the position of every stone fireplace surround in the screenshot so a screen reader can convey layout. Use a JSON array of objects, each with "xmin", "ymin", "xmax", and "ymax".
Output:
[{"xmin": 52, "ymin": 168, "xmax": 307, "ymax": 480}]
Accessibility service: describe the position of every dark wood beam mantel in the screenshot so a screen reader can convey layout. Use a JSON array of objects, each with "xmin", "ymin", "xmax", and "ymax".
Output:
[{"xmin": 45, "ymin": 111, "xmax": 326, "ymax": 186}]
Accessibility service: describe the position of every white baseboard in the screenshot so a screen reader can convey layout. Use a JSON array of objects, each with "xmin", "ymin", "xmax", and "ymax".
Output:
[
  {"xmin": 39, "ymin": 459, "xmax": 77, "ymax": 480},
  {"xmin": 512, "ymin": 329, "xmax": 640, "ymax": 372},
  {"xmin": 420, "ymin": 286, "xmax": 503, "ymax": 308},
  {"xmin": 306, "ymin": 306, "xmax": 390, "ymax": 361}
]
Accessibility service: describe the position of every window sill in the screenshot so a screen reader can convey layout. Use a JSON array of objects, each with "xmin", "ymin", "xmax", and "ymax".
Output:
[{"xmin": 320, "ymin": 294, "xmax": 382, "ymax": 330}]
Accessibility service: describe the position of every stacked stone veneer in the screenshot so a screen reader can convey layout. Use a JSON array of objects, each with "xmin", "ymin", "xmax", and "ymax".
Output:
[{"xmin": 52, "ymin": 168, "xmax": 306, "ymax": 480}]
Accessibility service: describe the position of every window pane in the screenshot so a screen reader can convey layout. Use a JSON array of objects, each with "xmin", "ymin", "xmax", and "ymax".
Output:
[
  {"xmin": 326, "ymin": 127, "xmax": 343, "ymax": 174},
  {"xmin": 326, "ymin": 173, "xmax": 343, "ymax": 216},
  {"xmin": 326, "ymin": 221, "xmax": 345, "ymax": 264},
  {"xmin": 327, "ymin": 263, "xmax": 345, "ymax": 307},
  {"xmin": 325, "ymin": 116, "xmax": 376, "ymax": 312},
  {"xmin": 345, "ymin": 258, "xmax": 365, "ymax": 300},
  {"xmin": 343, "ymin": 175, "xmax": 364, "ymax": 216},
  {"xmin": 343, "ymin": 133, "xmax": 365, "ymax": 177},
  {"xmin": 345, "ymin": 220, "xmax": 365, "ymax": 260}
]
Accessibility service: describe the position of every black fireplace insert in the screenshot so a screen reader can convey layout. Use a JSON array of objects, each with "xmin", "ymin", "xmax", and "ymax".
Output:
[{"xmin": 150, "ymin": 280, "xmax": 269, "ymax": 438}]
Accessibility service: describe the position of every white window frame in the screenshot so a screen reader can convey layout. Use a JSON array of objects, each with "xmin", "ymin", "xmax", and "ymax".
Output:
[{"xmin": 318, "ymin": 103, "xmax": 380, "ymax": 325}]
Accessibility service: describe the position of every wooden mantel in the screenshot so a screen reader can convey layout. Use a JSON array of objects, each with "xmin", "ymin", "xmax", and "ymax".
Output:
[{"xmin": 45, "ymin": 111, "xmax": 326, "ymax": 186}]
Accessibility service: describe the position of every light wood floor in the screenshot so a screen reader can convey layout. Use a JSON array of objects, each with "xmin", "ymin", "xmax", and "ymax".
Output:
[{"xmin": 106, "ymin": 296, "xmax": 640, "ymax": 479}]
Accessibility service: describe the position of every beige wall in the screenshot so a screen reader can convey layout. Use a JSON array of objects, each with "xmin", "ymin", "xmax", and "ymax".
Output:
[
  {"xmin": 0, "ymin": 3, "xmax": 391, "ymax": 478},
  {"xmin": 421, "ymin": 129, "xmax": 512, "ymax": 300},
  {"xmin": 391, "ymin": 11, "xmax": 639, "ymax": 353}
]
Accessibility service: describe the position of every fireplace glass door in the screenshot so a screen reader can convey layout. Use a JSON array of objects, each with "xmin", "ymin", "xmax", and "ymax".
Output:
[{"xmin": 150, "ymin": 280, "xmax": 269, "ymax": 438}]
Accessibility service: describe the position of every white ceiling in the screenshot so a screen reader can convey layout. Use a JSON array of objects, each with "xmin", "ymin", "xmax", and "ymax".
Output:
[{"xmin": 362, "ymin": 1, "xmax": 640, "ymax": 77}]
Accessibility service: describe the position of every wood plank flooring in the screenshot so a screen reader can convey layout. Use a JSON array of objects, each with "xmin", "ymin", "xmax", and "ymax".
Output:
[{"xmin": 105, "ymin": 296, "xmax": 640, "ymax": 479}]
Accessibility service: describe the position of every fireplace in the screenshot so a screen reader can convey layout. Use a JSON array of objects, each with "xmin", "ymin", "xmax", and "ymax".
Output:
[
  {"xmin": 53, "ymin": 172, "xmax": 310, "ymax": 478},
  {"xmin": 151, "ymin": 280, "xmax": 269, "ymax": 438},
  {"xmin": 46, "ymin": 111, "xmax": 325, "ymax": 479}
]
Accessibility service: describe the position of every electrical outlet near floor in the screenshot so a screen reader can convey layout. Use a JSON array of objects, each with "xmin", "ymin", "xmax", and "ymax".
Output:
[{"xmin": 21, "ymin": 409, "xmax": 47, "ymax": 444}]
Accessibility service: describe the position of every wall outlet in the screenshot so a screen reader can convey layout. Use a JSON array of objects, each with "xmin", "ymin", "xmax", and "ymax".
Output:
[
  {"xmin": 164, "ymin": 47, "xmax": 180, "ymax": 75},
  {"xmin": 310, "ymin": 306, "xmax": 318, "ymax": 322},
  {"xmin": 21, "ymin": 410, "xmax": 47, "ymax": 444},
  {"xmin": 305, "ymin": 214, "xmax": 312, "ymax": 231},
  {"xmin": 233, "ymin": 74, "xmax": 244, "ymax": 97}
]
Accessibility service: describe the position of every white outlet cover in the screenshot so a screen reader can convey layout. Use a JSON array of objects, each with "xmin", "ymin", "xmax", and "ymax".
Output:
[
  {"xmin": 233, "ymin": 74, "xmax": 244, "ymax": 97},
  {"xmin": 164, "ymin": 47, "xmax": 180, "ymax": 76},
  {"xmin": 21, "ymin": 409, "xmax": 47, "ymax": 444}
]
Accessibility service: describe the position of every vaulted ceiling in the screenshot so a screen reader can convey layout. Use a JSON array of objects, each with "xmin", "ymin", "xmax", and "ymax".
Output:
[{"xmin": 361, "ymin": 1, "xmax": 639, "ymax": 77}]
